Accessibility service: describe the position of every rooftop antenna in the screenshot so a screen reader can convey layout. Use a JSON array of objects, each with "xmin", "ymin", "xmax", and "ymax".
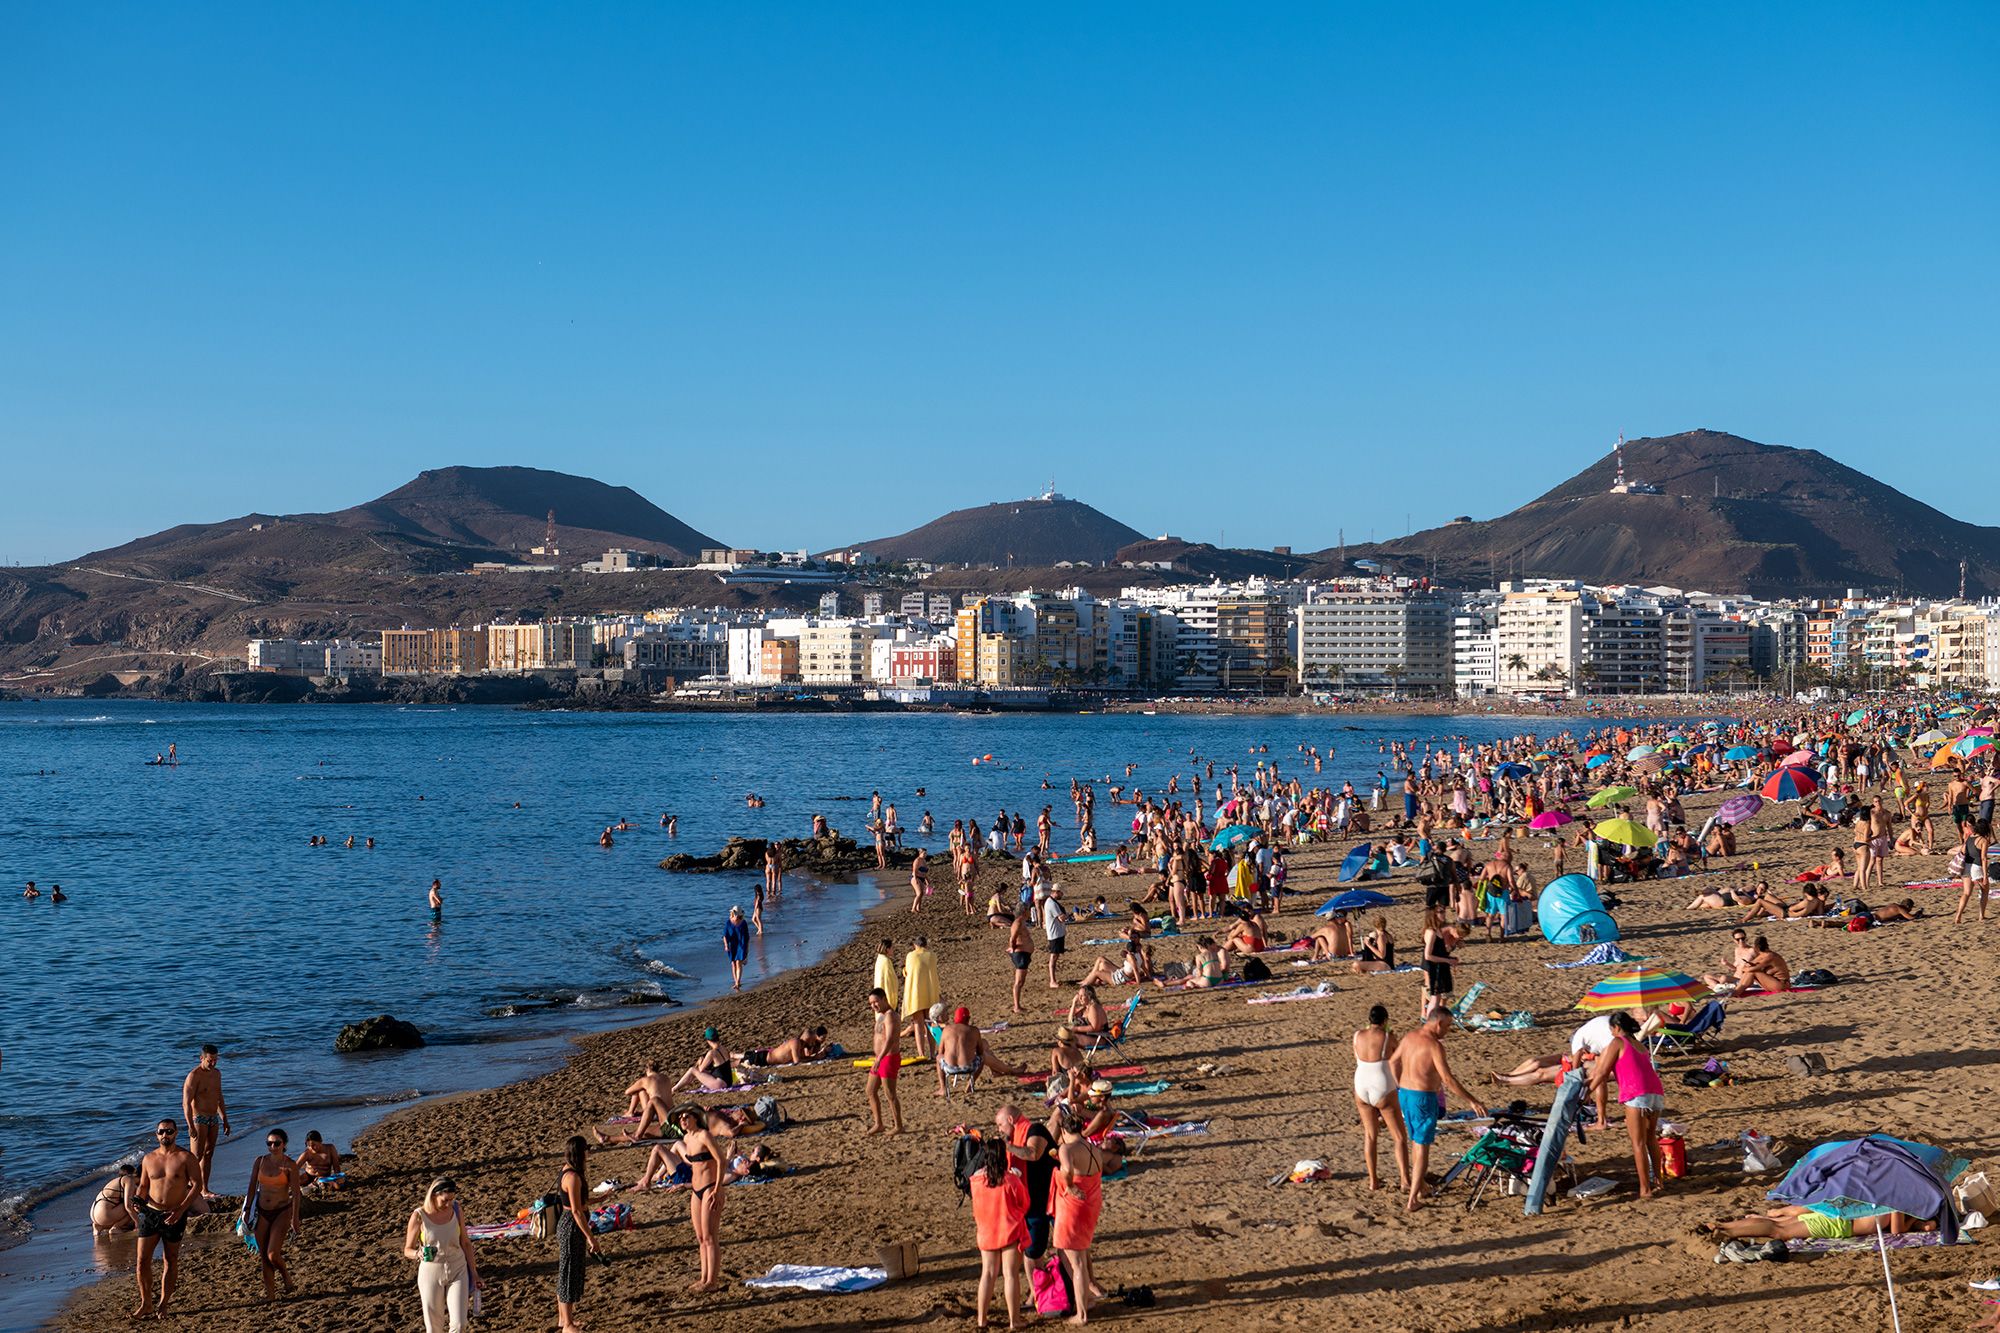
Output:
[
  {"xmin": 1961, "ymin": 559, "xmax": 1969, "ymax": 601},
  {"xmin": 544, "ymin": 509, "xmax": 557, "ymax": 554}
]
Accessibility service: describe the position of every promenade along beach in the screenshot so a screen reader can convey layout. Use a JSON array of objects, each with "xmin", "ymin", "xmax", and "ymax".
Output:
[{"xmin": 10, "ymin": 698, "xmax": 2000, "ymax": 1331}]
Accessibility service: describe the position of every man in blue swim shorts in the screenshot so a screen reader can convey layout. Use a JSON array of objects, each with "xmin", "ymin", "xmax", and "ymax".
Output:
[{"xmin": 1391, "ymin": 1008, "xmax": 1486, "ymax": 1213}]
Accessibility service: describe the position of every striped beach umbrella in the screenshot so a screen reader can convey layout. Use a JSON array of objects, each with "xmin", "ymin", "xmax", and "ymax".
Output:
[
  {"xmin": 1575, "ymin": 963, "xmax": 1709, "ymax": 1012},
  {"xmin": 1715, "ymin": 793, "xmax": 1764, "ymax": 825},
  {"xmin": 1761, "ymin": 767, "xmax": 1819, "ymax": 801},
  {"xmin": 1626, "ymin": 745, "xmax": 1657, "ymax": 761},
  {"xmin": 1954, "ymin": 735, "xmax": 1994, "ymax": 758}
]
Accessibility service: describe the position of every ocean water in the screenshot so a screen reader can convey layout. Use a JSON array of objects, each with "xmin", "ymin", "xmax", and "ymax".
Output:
[{"xmin": 0, "ymin": 700, "xmax": 1709, "ymax": 1228}]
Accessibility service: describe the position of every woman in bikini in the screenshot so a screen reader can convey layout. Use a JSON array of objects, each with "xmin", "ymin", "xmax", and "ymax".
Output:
[
  {"xmin": 1420, "ymin": 908, "xmax": 1456, "ymax": 1016},
  {"xmin": 1351, "ymin": 1004, "xmax": 1410, "ymax": 1194},
  {"xmin": 670, "ymin": 1108, "xmax": 731, "ymax": 1292},
  {"xmin": 89, "ymin": 1163, "xmax": 139, "ymax": 1235},
  {"xmin": 673, "ymin": 1028, "xmax": 736, "ymax": 1093},
  {"xmin": 242, "ymin": 1127, "xmax": 303, "ymax": 1299}
]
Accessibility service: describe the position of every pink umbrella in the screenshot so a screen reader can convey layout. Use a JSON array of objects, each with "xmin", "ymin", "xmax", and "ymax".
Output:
[
  {"xmin": 1529, "ymin": 811, "xmax": 1575, "ymax": 830},
  {"xmin": 1779, "ymin": 749, "xmax": 1817, "ymax": 768},
  {"xmin": 1961, "ymin": 727, "xmax": 1996, "ymax": 739}
]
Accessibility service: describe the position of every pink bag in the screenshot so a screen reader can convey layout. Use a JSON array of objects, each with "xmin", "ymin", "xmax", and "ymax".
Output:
[{"xmin": 1029, "ymin": 1255, "xmax": 1072, "ymax": 1315}]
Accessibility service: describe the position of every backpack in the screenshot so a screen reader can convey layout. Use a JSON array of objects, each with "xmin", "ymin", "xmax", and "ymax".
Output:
[
  {"xmin": 951, "ymin": 1133, "xmax": 984, "ymax": 1205},
  {"xmin": 1241, "ymin": 956, "xmax": 1272, "ymax": 983},
  {"xmin": 752, "ymin": 1093, "xmax": 786, "ymax": 1131}
]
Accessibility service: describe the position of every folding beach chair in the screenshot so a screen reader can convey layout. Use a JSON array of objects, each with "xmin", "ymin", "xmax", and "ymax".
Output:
[
  {"xmin": 1086, "ymin": 994, "xmax": 1144, "ymax": 1056},
  {"xmin": 1648, "ymin": 1000, "xmax": 1726, "ymax": 1058},
  {"xmin": 1445, "ymin": 981, "xmax": 1490, "ymax": 1025}
]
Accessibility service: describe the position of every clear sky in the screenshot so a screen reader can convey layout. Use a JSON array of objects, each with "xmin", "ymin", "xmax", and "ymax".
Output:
[{"xmin": 3, "ymin": 4, "xmax": 1995, "ymax": 564}]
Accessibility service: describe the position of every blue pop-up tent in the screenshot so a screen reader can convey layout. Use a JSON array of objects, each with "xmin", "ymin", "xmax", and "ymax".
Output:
[{"xmin": 1538, "ymin": 873, "xmax": 1619, "ymax": 945}]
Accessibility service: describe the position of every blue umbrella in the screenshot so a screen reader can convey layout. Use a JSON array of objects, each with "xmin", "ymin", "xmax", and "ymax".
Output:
[
  {"xmin": 1317, "ymin": 888, "xmax": 1395, "ymax": 916},
  {"xmin": 1585, "ymin": 753, "xmax": 1615, "ymax": 770},
  {"xmin": 1724, "ymin": 745, "xmax": 1759, "ymax": 761},
  {"xmin": 1768, "ymin": 1134, "xmax": 1963, "ymax": 1331},
  {"xmin": 1209, "ymin": 824, "xmax": 1257, "ymax": 850},
  {"xmin": 1685, "ymin": 742, "xmax": 1716, "ymax": 755},
  {"xmin": 1337, "ymin": 842, "xmax": 1378, "ymax": 883},
  {"xmin": 1495, "ymin": 762, "xmax": 1532, "ymax": 780}
]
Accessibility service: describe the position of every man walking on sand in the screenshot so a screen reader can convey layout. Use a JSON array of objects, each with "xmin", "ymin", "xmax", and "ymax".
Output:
[
  {"xmin": 1389, "ymin": 1009, "xmax": 1486, "ymax": 1213},
  {"xmin": 132, "ymin": 1119, "xmax": 203, "ymax": 1318},
  {"xmin": 1007, "ymin": 908, "xmax": 1034, "ymax": 1015},
  {"xmin": 181, "ymin": 1045, "xmax": 228, "ymax": 1195},
  {"xmin": 864, "ymin": 988, "xmax": 904, "ymax": 1135}
]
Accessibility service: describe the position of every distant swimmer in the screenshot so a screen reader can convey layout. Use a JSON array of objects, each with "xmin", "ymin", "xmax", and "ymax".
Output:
[
  {"xmin": 365, "ymin": 837, "xmax": 375, "ymax": 849},
  {"xmin": 343, "ymin": 836, "xmax": 355, "ymax": 849},
  {"xmin": 429, "ymin": 879, "xmax": 443, "ymax": 923},
  {"xmin": 667, "ymin": 815, "xmax": 679, "ymax": 837},
  {"xmin": 50, "ymin": 884, "xmax": 66, "ymax": 903},
  {"xmin": 22, "ymin": 881, "xmax": 39, "ymax": 900},
  {"xmin": 167, "ymin": 742, "xmax": 176, "ymax": 763},
  {"xmin": 599, "ymin": 827, "xmax": 615, "ymax": 849}
]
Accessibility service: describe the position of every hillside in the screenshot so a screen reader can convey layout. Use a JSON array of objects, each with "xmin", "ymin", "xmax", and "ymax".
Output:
[
  {"xmin": 845, "ymin": 496, "xmax": 1146, "ymax": 567},
  {"xmin": 1336, "ymin": 430, "xmax": 2000, "ymax": 597}
]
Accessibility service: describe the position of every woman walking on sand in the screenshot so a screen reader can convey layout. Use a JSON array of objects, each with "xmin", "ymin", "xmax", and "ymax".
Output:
[
  {"xmin": 242, "ymin": 1127, "xmax": 302, "ymax": 1299},
  {"xmin": 1352, "ymin": 1004, "xmax": 1411, "ymax": 1194},
  {"xmin": 404, "ymin": 1176, "xmax": 480, "ymax": 1333},
  {"xmin": 1587, "ymin": 1013, "xmax": 1666, "ymax": 1199}
]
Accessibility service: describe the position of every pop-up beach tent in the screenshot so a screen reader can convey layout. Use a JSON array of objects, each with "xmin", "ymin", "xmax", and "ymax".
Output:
[{"xmin": 1538, "ymin": 873, "xmax": 1619, "ymax": 945}]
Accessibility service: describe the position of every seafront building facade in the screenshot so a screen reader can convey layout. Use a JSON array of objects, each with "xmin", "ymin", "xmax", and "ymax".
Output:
[{"xmin": 242, "ymin": 576, "xmax": 1999, "ymax": 698}]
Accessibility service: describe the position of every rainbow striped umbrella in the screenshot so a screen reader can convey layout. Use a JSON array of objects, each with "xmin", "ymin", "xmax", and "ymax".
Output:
[{"xmin": 1575, "ymin": 963, "xmax": 1709, "ymax": 1012}]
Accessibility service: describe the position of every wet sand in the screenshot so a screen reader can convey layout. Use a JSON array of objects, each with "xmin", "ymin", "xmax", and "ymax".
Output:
[{"xmin": 53, "ymin": 787, "xmax": 2000, "ymax": 1332}]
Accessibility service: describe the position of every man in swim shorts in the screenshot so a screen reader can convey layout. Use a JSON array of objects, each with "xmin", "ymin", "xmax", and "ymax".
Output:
[
  {"xmin": 864, "ymin": 988, "xmax": 904, "ymax": 1135},
  {"xmin": 934, "ymin": 1006, "xmax": 1018, "ymax": 1098},
  {"xmin": 1006, "ymin": 909, "xmax": 1034, "ymax": 1015},
  {"xmin": 1389, "ymin": 1009, "xmax": 1486, "ymax": 1214},
  {"xmin": 181, "ymin": 1044, "xmax": 228, "ymax": 1194},
  {"xmin": 133, "ymin": 1120, "xmax": 203, "ymax": 1318}
]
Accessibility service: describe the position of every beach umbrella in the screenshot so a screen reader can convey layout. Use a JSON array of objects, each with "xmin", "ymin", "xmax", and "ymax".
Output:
[
  {"xmin": 1768, "ymin": 1135, "xmax": 1966, "ymax": 1333},
  {"xmin": 1771, "ymin": 738, "xmax": 1795, "ymax": 756},
  {"xmin": 1778, "ymin": 748, "xmax": 1818, "ymax": 768},
  {"xmin": 1586, "ymin": 785, "xmax": 1637, "ymax": 809},
  {"xmin": 1761, "ymin": 768, "xmax": 1819, "ymax": 801},
  {"xmin": 1846, "ymin": 708, "xmax": 1870, "ymax": 726},
  {"xmin": 1685, "ymin": 741, "xmax": 1716, "ymax": 755},
  {"xmin": 1724, "ymin": 746, "xmax": 1759, "ymax": 761},
  {"xmin": 1574, "ymin": 963, "xmax": 1707, "ymax": 1012},
  {"xmin": 1960, "ymin": 726, "xmax": 1996, "ymax": 739},
  {"xmin": 1209, "ymin": 824, "xmax": 1257, "ymax": 850},
  {"xmin": 1626, "ymin": 745, "xmax": 1656, "ymax": 761},
  {"xmin": 1592, "ymin": 817, "xmax": 1657, "ymax": 848},
  {"xmin": 1316, "ymin": 888, "xmax": 1394, "ymax": 916},
  {"xmin": 1665, "ymin": 733, "xmax": 1688, "ymax": 743},
  {"xmin": 1953, "ymin": 735, "xmax": 1994, "ymax": 758},
  {"xmin": 1533, "ymin": 752, "xmax": 1555, "ymax": 761},
  {"xmin": 1494, "ymin": 762, "xmax": 1533, "ymax": 780},
  {"xmin": 1912, "ymin": 729, "xmax": 1947, "ymax": 747},
  {"xmin": 1931, "ymin": 744, "xmax": 1963, "ymax": 770},
  {"xmin": 1715, "ymin": 793, "xmax": 1764, "ymax": 825},
  {"xmin": 1337, "ymin": 842, "xmax": 1378, "ymax": 883},
  {"xmin": 1946, "ymin": 706, "xmax": 1971, "ymax": 717},
  {"xmin": 1585, "ymin": 753, "xmax": 1615, "ymax": 771},
  {"xmin": 1529, "ymin": 810, "xmax": 1575, "ymax": 830}
]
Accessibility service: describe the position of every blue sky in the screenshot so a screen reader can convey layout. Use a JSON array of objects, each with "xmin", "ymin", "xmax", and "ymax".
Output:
[{"xmin": 2, "ymin": 4, "xmax": 1995, "ymax": 563}]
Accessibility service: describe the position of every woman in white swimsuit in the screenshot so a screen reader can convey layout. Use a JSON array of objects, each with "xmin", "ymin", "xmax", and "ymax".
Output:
[{"xmin": 1352, "ymin": 1004, "xmax": 1411, "ymax": 1194}]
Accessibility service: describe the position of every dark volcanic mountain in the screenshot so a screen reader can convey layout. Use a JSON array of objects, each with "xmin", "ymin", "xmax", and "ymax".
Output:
[
  {"xmin": 846, "ymin": 496, "xmax": 1146, "ymax": 567},
  {"xmin": 1339, "ymin": 430, "xmax": 2000, "ymax": 597}
]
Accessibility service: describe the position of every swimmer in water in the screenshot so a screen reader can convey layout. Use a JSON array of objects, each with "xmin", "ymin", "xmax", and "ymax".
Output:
[
  {"xmin": 50, "ymin": 884, "xmax": 66, "ymax": 903},
  {"xmin": 599, "ymin": 827, "xmax": 615, "ymax": 848},
  {"xmin": 428, "ymin": 879, "xmax": 443, "ymax": 922}
]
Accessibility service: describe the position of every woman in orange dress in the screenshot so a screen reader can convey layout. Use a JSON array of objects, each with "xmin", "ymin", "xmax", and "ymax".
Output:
[
  {"xmin": 1052, "ymin": 1109, "xmax": 1112, "ymax": 1323},
  {"xmin": 968, "ymin": 1138, "xmax": 1029, "ymax": 1329}
]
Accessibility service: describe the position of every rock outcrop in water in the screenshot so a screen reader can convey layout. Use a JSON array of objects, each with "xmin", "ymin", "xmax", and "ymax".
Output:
[
  {"xmin": 335, "ymin": 1014, "xmax": 425, "ymax": 1052},
  {"xmin": 659, "ymin": 830, "xmax": 920, "ymax": 878}
]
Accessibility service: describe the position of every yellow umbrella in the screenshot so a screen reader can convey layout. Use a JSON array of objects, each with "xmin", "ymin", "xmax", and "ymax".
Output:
[{"xmin": 1592, "ymin": 818, "xmax": 1658, "ymax": 848}]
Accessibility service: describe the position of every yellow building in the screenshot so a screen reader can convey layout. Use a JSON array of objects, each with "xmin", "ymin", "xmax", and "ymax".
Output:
[{"xmin": 487, "ymin": 623, "xmax": 549, "ymax": 672}]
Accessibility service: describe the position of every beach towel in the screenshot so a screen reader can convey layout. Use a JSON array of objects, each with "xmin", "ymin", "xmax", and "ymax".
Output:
[
  {"xmin": 1544, "ymin": 943, "xmax": 1648, "ymax": 969},
  {"xmin": 1109, "ymin": 1078, "xmax": 1171, "ymax": 1097},
  {"xmin": 1248, "ymin": 981, "xmax": 1340, "ymax": 1005},
  {"xmin": 465, "ymin": 1219, "xmax": 531, "ymax": 1241},
  {"xmin": 1783, "ymin": 1229, "xmax": 1970, "ymax": 1255},
  {"xmin": 1019, "ymin": 1065, "xmax": 1144, "ymax": 1086},
  {"xmin": 743, "ymin": 1264, "xmax": 888, "ymax": 1293},
  {"xmin": 1463, "ymin": 1010, "xmax": 1537, "ymax": 1032},
  {"xmin": 1114, "ymin": 1117, "xmax": 1210, "ymax": 1144}
]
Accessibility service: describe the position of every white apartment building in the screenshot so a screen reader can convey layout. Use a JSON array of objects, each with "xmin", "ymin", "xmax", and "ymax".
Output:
[
  {"xmin": 1293, "ymin": 589, "xmax": 1452, "ymax": 693},
  {"xmin": 798, "ymin": 623, "xmax": 872, "ymax": 684},
  {"xmin": 1452, "ymin": 607, "xmax": 1498, "ymax": 697},
  {"xmin": 1494, "ymin": 589, "xmax": 1586, "ymax": 695}
]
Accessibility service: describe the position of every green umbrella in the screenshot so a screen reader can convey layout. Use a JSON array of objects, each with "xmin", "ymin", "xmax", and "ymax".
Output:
[{"xmin": 1586, "ymin": 786, "xmax": 1637, "ymax": 809}]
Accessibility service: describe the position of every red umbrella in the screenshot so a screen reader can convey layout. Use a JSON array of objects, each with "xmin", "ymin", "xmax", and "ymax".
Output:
[{"xmin": 1762, "ymin": 768, "xmax": 1820, "ymax": 801}]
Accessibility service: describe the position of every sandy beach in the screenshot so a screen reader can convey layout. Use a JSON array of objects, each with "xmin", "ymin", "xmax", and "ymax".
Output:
[{"xmin": 53, "ymin": 778, "xmax": 2000, "ymax": 1332}]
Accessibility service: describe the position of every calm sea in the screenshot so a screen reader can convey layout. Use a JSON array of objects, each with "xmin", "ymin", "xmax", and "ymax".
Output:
[{"xmin": 0, "ymin": 700, "xmax": 1709, "ymax": 1232}]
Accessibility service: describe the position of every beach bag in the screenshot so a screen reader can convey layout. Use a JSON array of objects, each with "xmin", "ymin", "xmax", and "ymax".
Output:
[
  {"xmin": 753, "ymin": 1093, "xmax": 786, "ymax": 1131},
  {"xmin": 1241, "ymin": 956, "xmax": 1272, "ymax": 983},
  {"xmin": 528, "ymin": 1192, "xmax": 563, "ymax": 1242},
  {"xmin": 1030, "ymin": 1254, "xmax": 1074, "ymax": 1315},
  {"xmin": 1741, "ymin": 1131, "xmax": 1782, "ymax": 1173},
  {"xmin": 951, "ymin": 1134, "xmax": 983, "ymax": 1204}
]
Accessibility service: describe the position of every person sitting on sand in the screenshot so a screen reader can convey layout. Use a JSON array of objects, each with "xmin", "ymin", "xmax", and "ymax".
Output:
[
  {"xmin": 1698, "ymin": 1204, "xmax": 1926, "ymax": 1243},
  {"xmin": 1219, "ymin": 910, "xmax": 1270, "ymax": 956},
  {"xmin": 1350, "ymin": 917, "xmax": 1398, "ymax": 974},
  {"xmin": 1156, "ymin": 937, "xmax": 1231, "ymax": 990},
  {"xmin": 598, "ymin": 1062, "xmax": 677, "ymax": 1145},
  {"xmin": 1046, "ymin": 1026, "xmax": 1092, "ymax": 1093},
  {"xmin": 1105, "ymin": 847, "xmax": 1137, "ymax": 877},
  {"xmin": 735, "ymin": 1027, "xmax": 831, "ymax": 1068},
  {"xmin": 1077, "ymin": 938, "xmax": 1153, "ymax": 988},
  {"xmin": 1788, "ymin": 884, "xmax": 1834, "ymax": 918},
  {"xmin": 1703, "ymin": 821, "xmax": 1737, "ymax": 857},
  {"xmin": 1723, "ymin": 936, "xmax": 1789, "ymax": 996},
  {"xmin": 295, "ymin": 1131, "xmax": 341, "ymax": 1184},
  {"xmin": 934, "ymin": 1006, "xmax": 1019, "ymax": 1097},
  {"xmin": 1065, "ymin": 985, "xmax": 1111, "ymax": 1036},
  {"xmin": 1309, "ymin": 914, "xmax": 1354, "ymax": 960},
  {"xmin": 671, "ymin": 1028, "xmax": 738, "ymax": 1093}
]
